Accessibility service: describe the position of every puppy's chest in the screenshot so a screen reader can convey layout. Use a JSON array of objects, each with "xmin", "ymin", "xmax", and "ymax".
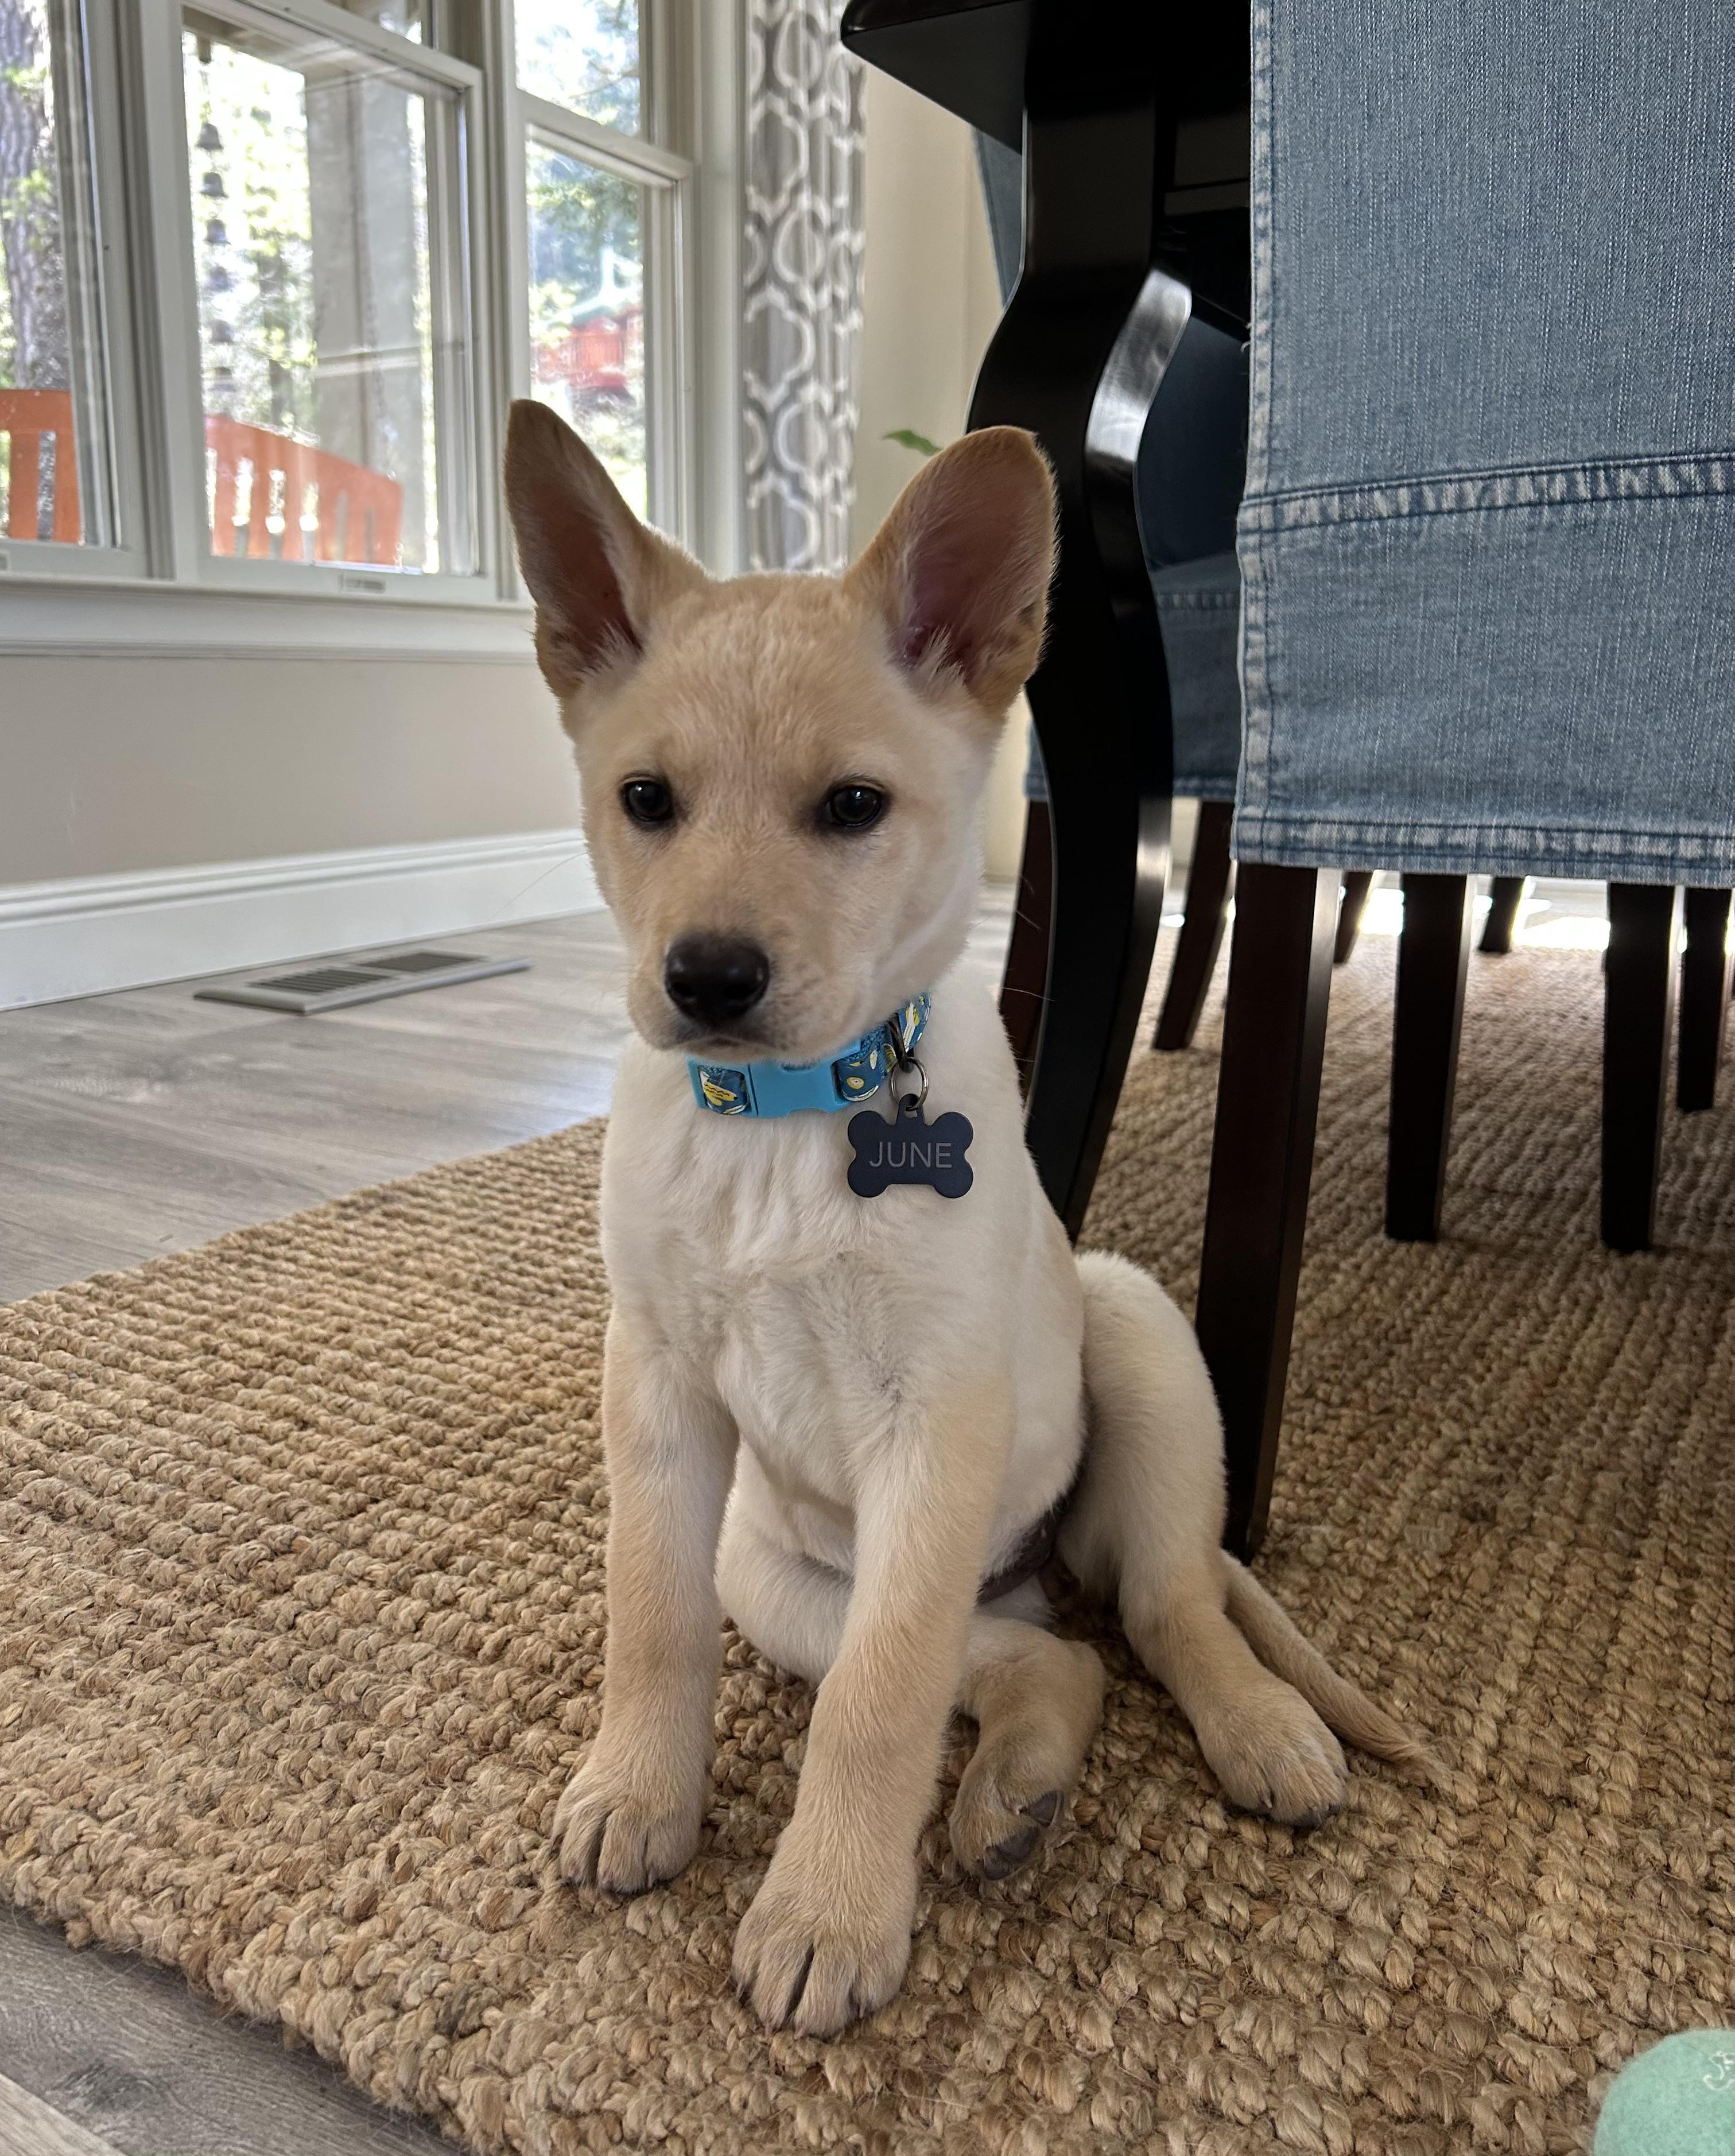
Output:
[{"xmin": 627, "ymin": 1138, "xmax": 954, "ymax": 1468}]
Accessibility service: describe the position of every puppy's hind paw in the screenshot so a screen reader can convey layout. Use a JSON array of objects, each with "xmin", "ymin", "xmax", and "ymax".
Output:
[
  {"xmin": 949, "ymin": 1636, "xmax": 1104, "ymax": 1880},
  {"xmin": 552, "ymin": 1758, "xmax": 704, "ymax": 1894},
  {"xmin": 1194, "ymin": 1680, "xmax": 1348, "ymax": 1829},
  {"xmin": 950, "ymin": 1777, "xmax": 1061, "ymax": 1881}
]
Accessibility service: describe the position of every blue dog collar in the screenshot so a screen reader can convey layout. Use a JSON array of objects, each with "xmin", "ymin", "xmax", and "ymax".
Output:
[{"xmin": 689, "ymin": 995, "xmax": 930, "ymax": 1118}]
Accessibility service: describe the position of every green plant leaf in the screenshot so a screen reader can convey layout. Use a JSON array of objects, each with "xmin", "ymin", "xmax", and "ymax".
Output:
[{"xmin": 883, "ymin": 427, "xmax": 942, "ymax": 457}]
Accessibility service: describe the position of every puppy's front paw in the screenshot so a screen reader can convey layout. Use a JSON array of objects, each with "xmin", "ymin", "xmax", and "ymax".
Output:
[
  {"xmin": 1194, "ymin": 1677, "xmax": 1348, "ymax": 1828},
  {"xmin": 552, "ymin": 1752, "xmax": 705, "ymax": 1894},
  {"xmin": 731, "ymin": 1832, "xmax": 915, "ymax": 2037}
]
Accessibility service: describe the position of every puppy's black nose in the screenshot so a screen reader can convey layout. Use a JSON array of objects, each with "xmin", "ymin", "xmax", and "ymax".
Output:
[{"xmin": 663, "ymin": 935, "xmax": 770, "ymax": 1029}]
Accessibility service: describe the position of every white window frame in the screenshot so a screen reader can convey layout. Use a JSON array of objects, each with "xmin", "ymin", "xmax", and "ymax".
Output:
[
  {"xmin": 136, "ymin": 0, "xmax": 495, "ymax": 604},
  {"xmin": 0, "ymin": 0, "xmax": 744, "ymax": 656}
]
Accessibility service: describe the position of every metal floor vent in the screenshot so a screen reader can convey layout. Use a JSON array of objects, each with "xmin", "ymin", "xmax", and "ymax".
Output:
[{"xmin": 195, "ymin": 948, "xmax": 529, "ymax": 1014}]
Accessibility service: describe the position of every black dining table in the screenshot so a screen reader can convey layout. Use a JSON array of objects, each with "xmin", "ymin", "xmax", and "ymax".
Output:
[
  {"xmin": 841, "ymin": 0, "xmax": 1251, "ymax": 1240},
  {"xmin": 841, "ymin": 5, "xmax": 1303, "ymax": 1559}
]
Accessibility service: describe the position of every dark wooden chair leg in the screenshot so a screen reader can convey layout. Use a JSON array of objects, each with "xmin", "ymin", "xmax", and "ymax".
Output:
[
  {"xmin": 1195, "ymin": 866, "xmax": 1338, "ymax": 1557},
  {"xmin": 1385, "ymin": 874, "xmax": 1473, "ymax": 1242},
  {"xmin": 1478, "ymin": 875, "xmax": 1528, "ymax": 955},
  {"xmin": 1154, "ymin": 798, "xmax": 1235, "ymax": 1051},
  {"xmin": 1334, "ymin": 870, "xmax": 1375, "ymax": 964},
  {"xmin": 1677, "ymin": 886, "xmax": 1732, "ymax": 1112},
  {"xmin": 999, "ymin": 801, "xmax": 1053, "ymax": 1094},
  {"xmin": 1602, "ymin": 883, "xmax": 1681, "ymax": 1253}
]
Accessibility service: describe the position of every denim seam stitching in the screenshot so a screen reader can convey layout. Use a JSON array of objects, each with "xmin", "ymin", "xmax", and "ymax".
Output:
[
  {"xmin": 1236, "ymin": 835, "xmax": 1734, "ymax": 882},
  {"xmin": 1235, "ymin": 815, "xmax": 1735, "ymax": 872},
  {"xmin": 1244, "ymin": 0, "xmax": 1275, "ymax": 500},
  {"xmin": 1236, "ymin": 0, "xmax": 1277, "ymax": 824},
  {"xmin": 1237, "ymin": 814, "xmax": 1734, "ymax": 847},
  {"xmin": 1241, "ymin": 452, "xmax": 1735, "ymax": 536}
]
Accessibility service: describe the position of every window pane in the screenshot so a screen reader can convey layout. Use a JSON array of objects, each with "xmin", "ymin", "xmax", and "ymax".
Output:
[
  {"xmin": 182, "ymin": 11, "xmax": 468, "ymax": 574},
  {"xmin": 0, "ymin": 0, "xmax": 110, "ymax": 548},
  {"xmin": 526, "ymin": 139, "xmax": 646, "ymax": 517},
  {"xmin": 517, "ymin": 0, "xmax": 640, "ymax": 134}
]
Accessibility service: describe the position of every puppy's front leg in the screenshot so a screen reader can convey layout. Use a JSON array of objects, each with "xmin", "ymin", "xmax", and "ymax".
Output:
[
  {"xmin": 555, "ymin": 1307, "xmax": 737, "ymax": 1893},
  {"xmin": 732, "ymin": 1375, "xmax": 1011, "ymax": 2035}
]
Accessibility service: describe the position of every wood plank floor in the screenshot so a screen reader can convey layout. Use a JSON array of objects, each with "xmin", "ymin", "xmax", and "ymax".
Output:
[
  {"xmin": 0, "ymin": 1911, "xmax": 451, "ymax": 2156},
  {"xmin": 0, "ymin": 892, "xmax": 1014, "ymax": 2156},
  {"xmin": 0, "ymin": 913, "xmax": 633, "ymax": 1304}
]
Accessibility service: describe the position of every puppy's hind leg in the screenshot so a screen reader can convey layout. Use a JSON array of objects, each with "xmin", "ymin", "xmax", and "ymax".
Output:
[
  {"xmin": 1061, "ymin": 1252, "xmax": 1431, "ymax": 1825},
  {"xmin": 949, "ymin": 1580, "xmax": 1107, "ymax": 1881},
  {"xmin": 719, "ymin": 1515, "xmax": 1105, "ymax": 1882}
]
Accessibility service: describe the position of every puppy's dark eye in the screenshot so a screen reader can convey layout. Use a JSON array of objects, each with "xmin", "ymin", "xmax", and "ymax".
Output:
[
  {"xmin": 621, "ymin": 777, "xmax": 674, "ymax": 827},
  {"xmin": 821, "ymin": 784, "xmax": 886, "ymax": 832}
]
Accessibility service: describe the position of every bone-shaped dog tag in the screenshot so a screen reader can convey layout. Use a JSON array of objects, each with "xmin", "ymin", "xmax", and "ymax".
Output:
[{"xmin": 847, "ymin": 1096, "xmax": 975, "ymax": 1199}]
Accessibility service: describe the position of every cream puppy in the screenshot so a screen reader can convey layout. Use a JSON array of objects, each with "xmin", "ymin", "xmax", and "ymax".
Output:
[{"xmin": 503, "ymin": 403, "xmax": 1431, "ymax": 2039}]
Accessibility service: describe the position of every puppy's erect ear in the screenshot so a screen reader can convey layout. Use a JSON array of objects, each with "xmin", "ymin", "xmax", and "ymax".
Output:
[
  {"xmin": 503, "ymin": 399, "xmax": 705, "ymax": 697},
  {"xmin": 847, "ymin": 426, "xmax": 1056, "ymax": 716}
]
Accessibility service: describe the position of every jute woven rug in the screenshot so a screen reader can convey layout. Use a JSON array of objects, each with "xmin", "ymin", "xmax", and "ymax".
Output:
[{"xmin": 2, "ymin": 939, "xmax": 1729, "ymax": 2156}]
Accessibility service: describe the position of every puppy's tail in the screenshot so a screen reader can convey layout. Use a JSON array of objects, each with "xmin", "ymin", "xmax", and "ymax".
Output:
[{"xmin": 1222, "ymin": 1553, "xmax": 1445, "ymax": 1786}]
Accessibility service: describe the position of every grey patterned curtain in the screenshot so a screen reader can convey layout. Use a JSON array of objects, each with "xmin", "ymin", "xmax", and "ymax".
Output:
[{"xmin": 743, "ymin": 0, "xmax": 865, "ymax": 572}]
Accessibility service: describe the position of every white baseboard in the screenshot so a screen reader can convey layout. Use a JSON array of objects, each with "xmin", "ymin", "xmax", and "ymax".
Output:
[{"xmin": 0, "ymin": 828, "xmax": 601, "ymax": 1010}]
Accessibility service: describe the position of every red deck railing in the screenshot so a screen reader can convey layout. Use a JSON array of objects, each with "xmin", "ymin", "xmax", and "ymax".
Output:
[
  {"xmin": 0, "ymin": 387, "xmax": 406, "ymax": 565},
  {"xmin": 205, "ymin": 417, "xmax": 404, "ymax": 567},
  {"xmin": 0, "ymin": 387, "xmax": 80, "ymax": 544}
]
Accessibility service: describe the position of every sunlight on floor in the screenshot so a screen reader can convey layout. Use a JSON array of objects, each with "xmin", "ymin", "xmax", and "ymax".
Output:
[
  {"xmin": 1513, "ymin": 910, "xmax": 1613, "ymax": 952},
  {"xmin": 1353, "ymin": 879, "xmax": 1612, "ymax": 952}
]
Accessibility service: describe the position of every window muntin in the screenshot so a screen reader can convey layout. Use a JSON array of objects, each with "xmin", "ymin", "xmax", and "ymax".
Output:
[{"xmin": 330, "ymin": 0, "xmax": 424, "ymax": 37}]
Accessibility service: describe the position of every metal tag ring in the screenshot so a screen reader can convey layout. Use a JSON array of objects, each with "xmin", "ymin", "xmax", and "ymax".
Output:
[{"xmin": 888, "ymin": 1051, "xmax": 928, "ymax": 1114}]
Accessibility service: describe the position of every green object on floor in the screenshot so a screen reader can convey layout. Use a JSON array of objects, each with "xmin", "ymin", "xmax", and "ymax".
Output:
[{"xmin": 1594, "ymin": 2031, "xmax": 1735, "ymax": 2155}]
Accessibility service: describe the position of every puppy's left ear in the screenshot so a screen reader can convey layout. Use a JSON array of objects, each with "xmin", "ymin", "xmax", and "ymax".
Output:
[{"xmin": 847, "ymin": 426, "xmax": 1056, "ymax": 716}]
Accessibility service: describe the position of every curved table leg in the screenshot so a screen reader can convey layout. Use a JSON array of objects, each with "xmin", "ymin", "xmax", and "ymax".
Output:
[
  {"xmin": 970, "ymin": 27, "xmax": 1189, "ymax": 1235},
  {"xmin": 998, "ymin": 800, "xmax": 1053, "ymax": 1094},
  {"xmin": 1155, "ymin": 798, "xmax": 1235, "ymax": 1051}
]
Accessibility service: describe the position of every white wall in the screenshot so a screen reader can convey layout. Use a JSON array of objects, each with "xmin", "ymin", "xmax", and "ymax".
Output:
[
  {"xmin": 0, "ymin": 653, "xmax": 576, "ymax": 886},
  {"xmin": 0, "ymin": 635, "xmax": 587, "ymax": 1006},
  {"xmin": 851, "ymin": 70, "xmax": 1028, "ymax": 883}
]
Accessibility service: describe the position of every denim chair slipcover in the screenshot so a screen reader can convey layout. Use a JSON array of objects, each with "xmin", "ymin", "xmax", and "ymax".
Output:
[
  {"xmin": 976, "ymin": 135, "xmax": 1252, "ymax": 1062},
  {"xmin": 1197, "ymin": 0, "xmax": 1735, "ymax": 1549}
]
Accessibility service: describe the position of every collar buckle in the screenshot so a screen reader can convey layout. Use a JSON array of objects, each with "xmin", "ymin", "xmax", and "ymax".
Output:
[{"xmin": 689, "ymin": 994, "xmax": 931, "ymax": 1119}]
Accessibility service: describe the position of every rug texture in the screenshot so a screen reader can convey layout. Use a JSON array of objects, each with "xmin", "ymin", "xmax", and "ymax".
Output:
[{"xmin": 1, "ymin": 939, "xmax": 1730, "ymax": 2156}]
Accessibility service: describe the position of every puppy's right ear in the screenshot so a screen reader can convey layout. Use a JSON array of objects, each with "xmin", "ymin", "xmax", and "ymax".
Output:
[{"xmin": 504, "ymin": 400, "xmax": 705, "ymax": 697}]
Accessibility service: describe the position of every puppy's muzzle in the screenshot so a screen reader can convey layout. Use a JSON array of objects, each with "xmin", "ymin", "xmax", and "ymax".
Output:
[{"xmin": 663, "ymin": 934, "xmax": 771, "ymax": 1032}]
